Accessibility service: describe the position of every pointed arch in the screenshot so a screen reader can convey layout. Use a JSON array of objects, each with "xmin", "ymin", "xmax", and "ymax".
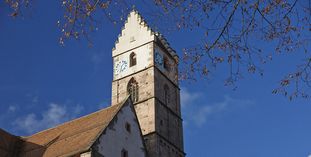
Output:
[
  {"xmin": 164, "ymin": 84, "xmax": 170, "ymax": 104},
  {"xmin": 130, "ymin": 52, "xmax": 137, "ymax": 67},
  {"xmin": 127, "ymin": 78, "xmax": 139, "ymax": 102}
]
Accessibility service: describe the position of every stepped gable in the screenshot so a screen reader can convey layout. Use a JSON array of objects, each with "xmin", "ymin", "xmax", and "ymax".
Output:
[{"xmin": 112, "ymin": 9, "xmax": 177, "ymax": 58}]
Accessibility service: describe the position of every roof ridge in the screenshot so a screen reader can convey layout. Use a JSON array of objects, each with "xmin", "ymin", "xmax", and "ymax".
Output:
[
  {"xmin": 20, "ymin": 96, "xmax": 131, "ymax": 156},
  {"xmin": 23, "ymin": 99, "xmax": 127, "ymax": 139}
]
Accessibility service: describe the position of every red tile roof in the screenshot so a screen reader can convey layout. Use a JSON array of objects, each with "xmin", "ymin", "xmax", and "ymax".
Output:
[{"xmin": 0, "ymin": 98, "xmax": 129, "ymax": 157}]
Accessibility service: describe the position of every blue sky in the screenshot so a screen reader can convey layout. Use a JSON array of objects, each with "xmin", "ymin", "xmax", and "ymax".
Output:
[{"xmin": 1, "ymin": 1, "xmax": 311, "ymax": 157}]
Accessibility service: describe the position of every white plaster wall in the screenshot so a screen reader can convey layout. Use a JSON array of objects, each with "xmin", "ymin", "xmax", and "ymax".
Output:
[
  {"xmin": 93, "ymin": 102, "xmax": 146, "ymax": 157},
  {"xmin": 113, "ymin": 43, "xmax": 153, "ymax": 80}
]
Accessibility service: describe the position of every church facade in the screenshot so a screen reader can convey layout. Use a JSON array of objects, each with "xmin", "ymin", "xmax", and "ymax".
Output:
[{"xmin": 0, "ymin": 10, "xmax": 185, "ymax": 157}]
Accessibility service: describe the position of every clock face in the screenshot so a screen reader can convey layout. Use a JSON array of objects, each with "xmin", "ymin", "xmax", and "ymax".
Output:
[
  {"xmin": 115, "ymin": 60, "xmax": 128, "ymax": 74},
  {"xmin": 155, "ymin": 51, "xmax": 163, "ymax": 67}
]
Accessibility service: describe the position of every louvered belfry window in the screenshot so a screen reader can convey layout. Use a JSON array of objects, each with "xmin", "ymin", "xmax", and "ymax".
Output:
[{"xmin": 127, "ymin": 78, "xmax": 139, "ymax": 102}]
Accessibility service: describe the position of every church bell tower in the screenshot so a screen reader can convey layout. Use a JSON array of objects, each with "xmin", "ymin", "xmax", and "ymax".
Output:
[{"xmin": 111, "ymin": 10, "xmax": 185, "ymax": 157}]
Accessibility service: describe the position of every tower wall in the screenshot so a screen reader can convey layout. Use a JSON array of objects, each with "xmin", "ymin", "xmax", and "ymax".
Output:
[
  {"xmin": 112, "ymin": 67, "xmax": 156, "ymax": 135},
  {"xmin": 111, "ymin": 10, "xmax": 185, "ymax": 157},
  {"xmin": 112, "ymin": 42, "xmax": 154, "ymax": 81}
]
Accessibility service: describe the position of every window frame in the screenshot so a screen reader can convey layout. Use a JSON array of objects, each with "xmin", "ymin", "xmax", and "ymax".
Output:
[
  {"xmin": 129, "ymin": 52, "xmax": 137, "ymax": 67},
  {"xmin": 127, "ymin": 78, "xmax": 139, "ymax": 102}
]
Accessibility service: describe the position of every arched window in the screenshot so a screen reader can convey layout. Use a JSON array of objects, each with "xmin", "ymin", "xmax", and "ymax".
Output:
[
  {"xmin": 130, "ymin": 52, "xmax": 137, "ymax": 67},
  {"xmin": 164, "ymin": 84, "xmax": 170, "ymax": 104},
  {"xmin": 127, "ymin": 78, "xmax": 139, "ymax": 102}
]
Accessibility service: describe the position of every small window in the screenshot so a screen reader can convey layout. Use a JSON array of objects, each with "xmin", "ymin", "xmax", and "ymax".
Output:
[
  {"xmin": 130, "ymin": 52, "xmax": 137, "ymax": 67},
  {"xmin": 125, "ymin": 122, "xmax": 131, "ymax": 133},
  {"xmin": 163, "ymin": 57, "xmax": 170, "ymax": 71},
  {"xmin": 130, "ymin": 36, "xmax": 135, "ymax": 42},
  {"xmin": 121, "ymin": 149, "xmax": 128, "ymax": 157}
]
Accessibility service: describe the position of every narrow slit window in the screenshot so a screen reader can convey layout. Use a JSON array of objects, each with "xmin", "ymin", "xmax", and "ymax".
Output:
[
  {"xmin": 125, "ymin": 122, "xmax": 131, "ymax": 133},
  {"xmin": 164, "ymin": 84, "xmax": 170, "ymax": 104},
  {"xmin": 121, "ymin": 149, "xmax": 128, "ymax": 157},
  {"xmin": 163, "ymin": 57, "xmax": 170, "ymax": 71}
]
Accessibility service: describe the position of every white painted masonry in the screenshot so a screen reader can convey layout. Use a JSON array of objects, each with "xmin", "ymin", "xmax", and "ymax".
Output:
[
  {"xmin": 113, "ymin": 11, "xmax": 154, "ymax": 80},
  {"xmin": 93, "ymin": 102, "xmax": 146, "ymax": 157},
  {"xmin": 80, "ymin": 151, "xmax": 91, "ymax": 157}
]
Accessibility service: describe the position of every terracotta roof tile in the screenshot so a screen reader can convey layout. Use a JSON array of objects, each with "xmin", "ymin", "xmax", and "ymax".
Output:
[{"xmin": 19, "ymin": 98, "xmax": 128, "ymax": 157}]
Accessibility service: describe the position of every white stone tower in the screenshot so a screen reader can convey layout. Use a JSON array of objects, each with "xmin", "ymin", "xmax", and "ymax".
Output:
[{"xmin": 111, "ymin": 10, "xmax": 185, "ymax": 157}]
